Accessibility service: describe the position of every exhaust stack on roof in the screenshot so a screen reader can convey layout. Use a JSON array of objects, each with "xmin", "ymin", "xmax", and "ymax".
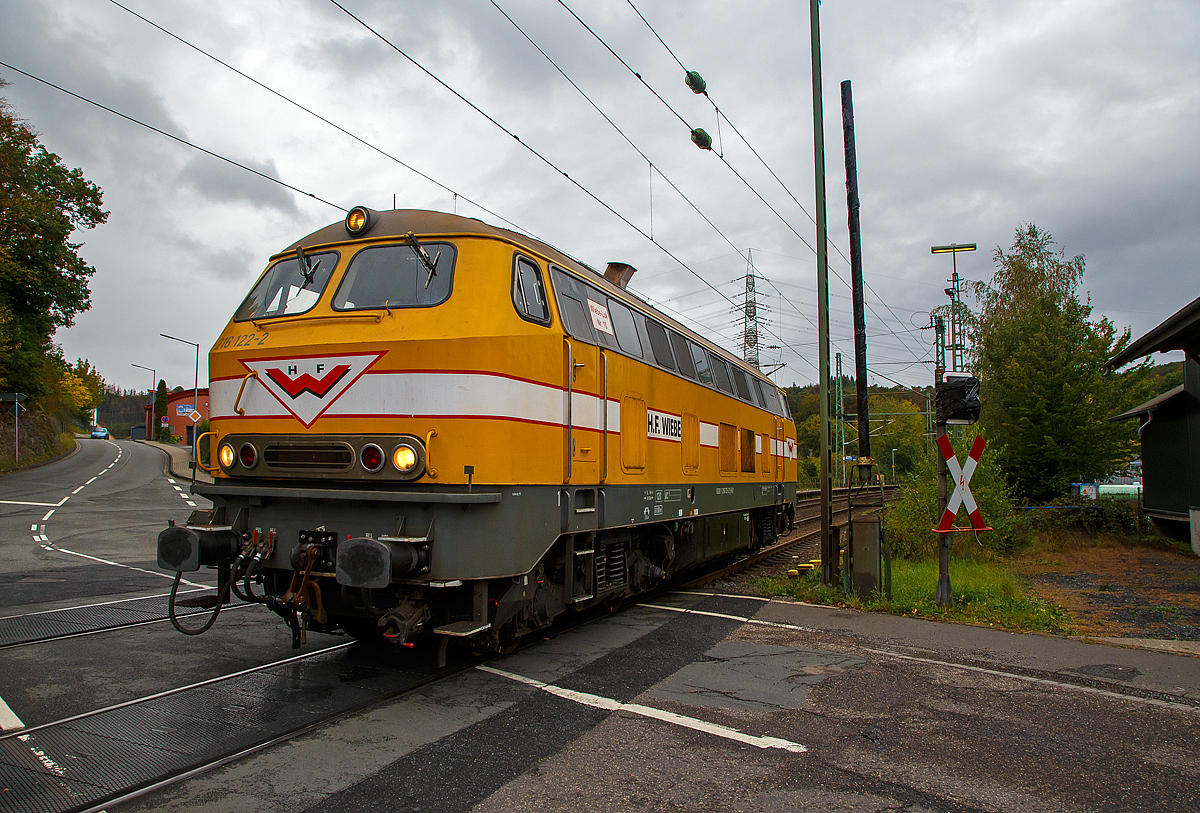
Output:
[{"xmin": 604, "ymin": 262, "xmax": 637, "ymax": 289}]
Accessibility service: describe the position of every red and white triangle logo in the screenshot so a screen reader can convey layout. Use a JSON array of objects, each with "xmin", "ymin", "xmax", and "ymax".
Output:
[{"xmin": 241, "ymin": 352, "xmax": 384, "ymax": 427}]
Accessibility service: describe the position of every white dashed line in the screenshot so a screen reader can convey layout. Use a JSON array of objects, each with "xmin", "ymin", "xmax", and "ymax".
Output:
[
  {"xmin": 41, "ymin": 510, "xmax": 54, "ymax": 521},
  {"xmin": 72, "ymin": 486, "xmax": 85, "ymax": 494},
  {"xmin": 85, "ymin": 477, "xmax": 97, "ymax": 485},
  {"xmin": 30, "ymin": 524, "xmax": 37, "ymax": 532},
  {"xmin": 477, "ymin": 665, "xmax": 808, "ymax": 753},
  {"xmin": 185, "ymin": 501, "xmax": 197, "ymax": 507}
]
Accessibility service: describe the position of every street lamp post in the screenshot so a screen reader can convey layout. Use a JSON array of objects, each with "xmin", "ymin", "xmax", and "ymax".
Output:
[
  {"xmin": 131, "ymin": 363, "xmax": 155, "ymax": 440},
  {"xmin": 160, "ymin": 333, "xmax": 200, "ymax": 449}
]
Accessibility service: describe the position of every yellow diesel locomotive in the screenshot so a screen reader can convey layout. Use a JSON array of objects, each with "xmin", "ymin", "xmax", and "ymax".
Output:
[{"xmin": 158, "ymin": 208, "xmax": 797, "ymax": 653}]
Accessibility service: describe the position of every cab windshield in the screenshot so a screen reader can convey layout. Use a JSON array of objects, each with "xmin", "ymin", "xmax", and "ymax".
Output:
[{"xmin": 233, "ymin": 251, "xmax": 338, "ymax": 322}]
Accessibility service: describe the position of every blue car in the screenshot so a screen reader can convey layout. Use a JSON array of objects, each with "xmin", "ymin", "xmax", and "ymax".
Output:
[{"xmin": 91, "ymin": 427, "xmax": 109, "ymax": 439}]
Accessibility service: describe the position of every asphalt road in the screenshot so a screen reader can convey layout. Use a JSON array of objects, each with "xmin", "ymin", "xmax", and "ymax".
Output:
[
  {"xmin": 0, "ymin": 441, "xmax": 343, "ymax": 729},
  {"xmin": 122, "ymin": 592, "xmax": 1200, "ymax": 813},
  {"xmin": 2, "ymin": 444, "xmax": 1198, "ymax": 812},
  {"xmin": 0, "ymin": 439, "xmax": 207, "ymax": 608}
]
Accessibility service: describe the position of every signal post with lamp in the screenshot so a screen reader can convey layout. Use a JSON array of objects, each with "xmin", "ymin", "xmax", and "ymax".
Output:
[{"xmin": 933, "ymin": 374, "xmax": 986, "ymax": 605}]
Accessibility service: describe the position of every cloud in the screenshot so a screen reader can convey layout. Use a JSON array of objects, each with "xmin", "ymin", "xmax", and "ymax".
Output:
[{"xmin": 176, "ymin": 154, "xmax": 301, "ymax": 215}]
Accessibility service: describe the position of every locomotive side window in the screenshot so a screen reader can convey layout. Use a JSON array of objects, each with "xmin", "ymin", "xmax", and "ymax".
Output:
[
  {"xmin": 645, "ymin": 320, "xmax": 676, "ymax": 370},
  {"xmin": 608, "ymin": 299, "xmax": 643, "ymax": 357},
  {"xmin": 584, "ymin": 296, "xmax": 621, "ymax": 351},
  {"xmin": 513, "ymin": 256, "xmax": 550, "ymax": 324},
  {"xmin": 710, "ymin": 355, "xmax": 735, "ymax": 395},
  {"xmin": 559, "ymin": 295, "xmax": 595, "ymax": 344},
  {"xmin": 730, "ymin": 367, "xmax": 753, "ymax": 402},
  {"xmin": 753, "ymin": 378, "xmax": 775, "ymax": 413},
  {"xmin": 333, "ymin": 242, "xmax": 456, "ymax": 311},
  {"xmin": 234, "ymin": 250, "xmax": 338, "ymax": 322},
  {"xmin": 689, "ymin": 342, "xmax": 713, "ymax": 385},
  {"xmin": 669, "ymin": 330, "xmax": 697, "ymax": 379}
]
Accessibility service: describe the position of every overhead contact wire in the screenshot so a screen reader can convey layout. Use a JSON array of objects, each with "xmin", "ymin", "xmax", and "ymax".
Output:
[
  {"xmin": 488, "ymin": 0, "xmax": 749, "ymax": 267},
  {"xmin": 620, "ymin": 0, "xmax": 928, "ymax": 366},
  {"xmin": 329, "ymin": 0, "xmax": 738, "ymax": 310},
  {"xmin": 0, "ymin": 60, "xmax": 345, "ymax": 212},
  {"xmin": 103, "ymin": 0, "xmax": 529, "ymax": 235}
]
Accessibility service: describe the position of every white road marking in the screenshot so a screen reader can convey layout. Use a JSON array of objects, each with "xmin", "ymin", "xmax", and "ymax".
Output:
[
  {"xmin": 185, "ymin": 501, "xmax": 197, "ymax": 507},
  {"xmin": 860, "ymin": 648, "xmax": 1200, "ymax": 715},
  {"xmin": 72, "ymin": 485, "xmax": 85, "ymax": 494},
  {"xmin": 477, "ymin": 665, "xmax": 808, "ymax": 753},
  {"xmin": 167, "ymin": 478, "xmax": 176, "ymax": 484},
  {"xmin": 30, "ymin": 524, "xmax": 37, "ymax": 531},
  {"xmin": 41, "ymin": 509, "xmax": 54, "ymax": 521},
  {"xmin": 675, "ymin": 591, "xmax": 772, "ymax": 602},
  {"xmin": 0, "ymin": 696, "xmax": 25, "ymax": 731},
  {"xmin": 643, "ymin": 602, "xmax": 1200, "ymax": 716},
  {"xmin": 44, "ymin": 545, "xmax": 207, "ymax": 588},
  {"xmin": 85, "ymin": 477, "xmax": 96, "ymax": 485},
  {"xmin": 0, "ymin": 500, "xmax": 60, "ymax": 507}
]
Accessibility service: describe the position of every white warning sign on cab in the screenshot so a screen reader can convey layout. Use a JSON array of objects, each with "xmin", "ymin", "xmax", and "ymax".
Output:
[{"xmin": 587, "ymin": 298, "xmax": 614, "ymax": 335}]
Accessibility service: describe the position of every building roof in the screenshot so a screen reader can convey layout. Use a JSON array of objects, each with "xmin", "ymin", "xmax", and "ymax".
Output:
[
  {"xmin": 1106, "ymin": 295, "xmax": 1200, "ymax": 372},
  {"xmin": 1110, "ymin": 384, "xmax": 1185, "ymax": 421}
]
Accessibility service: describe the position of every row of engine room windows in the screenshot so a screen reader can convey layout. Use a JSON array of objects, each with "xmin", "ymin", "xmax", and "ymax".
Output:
[{"xmin": 513, "ymin": 255, "xmax": 790, "ymax": 421}]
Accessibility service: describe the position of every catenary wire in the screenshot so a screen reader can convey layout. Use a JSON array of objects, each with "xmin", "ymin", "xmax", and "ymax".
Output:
[
  {"xmin": 0, "ymin": 60, "xmax": 345, "ymax": 212},
  {"xmin": 600, "ymin": 0, "xmax": 931, "ymax": 364},
  {"xmin": 103, "ymin": 0, "xmax": 531, "ymax": 236},
  {"xmin": 487, "ymin": 0, "xmax": 751, "ymax": 268},
  {"xmin": 328, "ymin": 0, "xmax": 740, "ymax": 313}
]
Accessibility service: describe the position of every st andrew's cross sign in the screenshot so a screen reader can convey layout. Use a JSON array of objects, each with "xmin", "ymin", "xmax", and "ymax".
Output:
[{"xmin": 935, "ymin": 434, "xmax": 991, "ymax": 533}]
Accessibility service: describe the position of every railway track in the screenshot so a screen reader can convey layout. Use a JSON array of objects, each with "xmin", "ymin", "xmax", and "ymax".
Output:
[
  {"xmin": 0, "ymin": 636, "xmax": 477, "ymax": 813},
  {"xmin": 686, "ymin": 485, "xmax": 895, "ymax": 588},
  {"xmin": 0, "ymin": 590, "xmax": 226, "ymax": 651}
]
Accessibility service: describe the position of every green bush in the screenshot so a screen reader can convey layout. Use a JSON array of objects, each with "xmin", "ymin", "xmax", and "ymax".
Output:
[{"xmin": 886, "ymin": 428, "xmax": 1014, "ymax": 558}]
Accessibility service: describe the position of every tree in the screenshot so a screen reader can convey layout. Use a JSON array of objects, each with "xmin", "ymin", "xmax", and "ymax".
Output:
[
  {"xmin": 154, "ymin": 379, "xmax": 168, "ymax": 440},
  {"xmin": 0, "ymin": 84, "xmax": 107, "ymax": 396},
  {"xmin": 970, "ymin": 225, "xmax": 1149, "ymax": 503}
]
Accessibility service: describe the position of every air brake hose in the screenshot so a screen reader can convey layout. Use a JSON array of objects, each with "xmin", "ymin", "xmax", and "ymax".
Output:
[{"xmin": 168, "ymin": 552, "xmax": 247, "ymax": 635}]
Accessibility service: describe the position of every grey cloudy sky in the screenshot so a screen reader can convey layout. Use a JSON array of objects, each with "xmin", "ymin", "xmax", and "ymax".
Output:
[{"xmin": 1, "ymin": 0, "xmax": 1196, "ymax": 393}]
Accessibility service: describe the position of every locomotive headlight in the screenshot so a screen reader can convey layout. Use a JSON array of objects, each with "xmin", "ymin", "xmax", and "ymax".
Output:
[
  {"xmin": 392, "ymin": 444, "xmax": 418, "ymax": 473},
  {"xmin": 345, "ymin": 206, "xmax": 373, "ymax": 236},
  {"xmin": 218, "ymin": 443, "xmax": 236, "ymax": 469}
]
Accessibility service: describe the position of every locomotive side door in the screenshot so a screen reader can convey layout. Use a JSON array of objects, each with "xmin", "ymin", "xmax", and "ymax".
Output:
[
  {"xmin": 775, "ymin": 416, "xmax": 786, "ymax": 482},
  {"xmin": 561, "ymin": 328, "xmax": 601, "ymax": 487}
]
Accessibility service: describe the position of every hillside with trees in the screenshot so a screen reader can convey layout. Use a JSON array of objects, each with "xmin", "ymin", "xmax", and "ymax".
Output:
[{"xmin": 0, "ymin": 84, "xmax": 107, "ymax": 467}]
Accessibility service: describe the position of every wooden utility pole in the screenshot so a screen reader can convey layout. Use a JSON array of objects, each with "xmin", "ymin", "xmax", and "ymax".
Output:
[{"xmin": 810, "ymin": 0, "xmax": 836, "ymax": 586}]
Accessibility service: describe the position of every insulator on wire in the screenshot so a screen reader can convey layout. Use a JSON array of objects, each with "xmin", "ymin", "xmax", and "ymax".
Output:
[
  {"xmin": 685, "ymin": 70, "xmax": 707, "ymax": 94},
  {"xmin": 690, "ymin": 128, "xmax": 713, "ymax": 150}
]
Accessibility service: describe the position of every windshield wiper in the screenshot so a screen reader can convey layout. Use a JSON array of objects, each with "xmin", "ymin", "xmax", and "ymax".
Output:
[
  {"xmin": 296, "ymin": 245, "xmax": 317, "ymax": 289},
  {"xmin": 403, "ymin": 232, "xmax": 441, "ymax": 288}
]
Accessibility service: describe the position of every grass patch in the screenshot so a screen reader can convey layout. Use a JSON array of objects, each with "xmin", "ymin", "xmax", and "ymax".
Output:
[{"xmin": 753, "ymin": 557, "xmax": 1073, "ymax": 634}]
